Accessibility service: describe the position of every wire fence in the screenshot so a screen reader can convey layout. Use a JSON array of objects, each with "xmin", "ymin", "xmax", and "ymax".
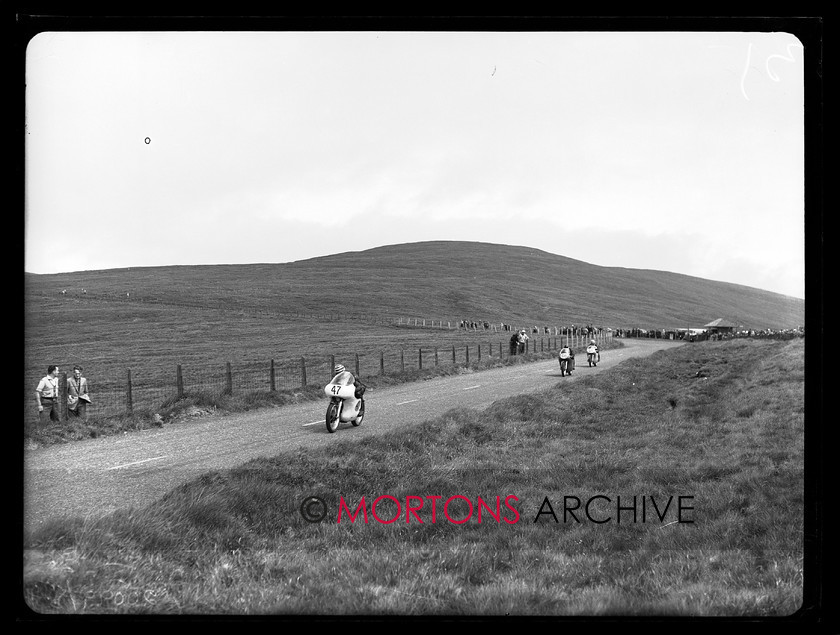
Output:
[
  {"xmin": 28, "ymin": 323, "xmax": 805, "ymax": 427},
  {"xmin": 27, "ymin": 330, "xmax": 614, "ymax": 425}
]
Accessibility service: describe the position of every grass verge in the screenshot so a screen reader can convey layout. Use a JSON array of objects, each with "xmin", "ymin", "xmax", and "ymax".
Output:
[{"xmin": 22, "ymin": 338, "xmax": 804, "ymax": 616}]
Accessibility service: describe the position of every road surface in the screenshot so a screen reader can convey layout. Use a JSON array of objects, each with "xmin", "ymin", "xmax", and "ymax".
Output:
[{"xmin": 23, "ymin": 338, "xmax": 682, "ymax": 535}]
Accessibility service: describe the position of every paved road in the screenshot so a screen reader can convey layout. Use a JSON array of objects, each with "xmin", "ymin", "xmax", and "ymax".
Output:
[{"xmin": 23, "ymin": 338, "xmax": 682, "ymax": 535}]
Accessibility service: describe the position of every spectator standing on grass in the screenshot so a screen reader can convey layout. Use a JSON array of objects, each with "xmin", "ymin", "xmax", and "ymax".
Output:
[
  {"xmin": 517, "ymin": 329, "xmax": 530, "ymax": 354},
  {"xmin": 67, "ymin": 365, "xmax": 90, "ymax": 420},
  {"xmin": 36, "ymin": 365, "xmax": 61, "ymax": 424}
]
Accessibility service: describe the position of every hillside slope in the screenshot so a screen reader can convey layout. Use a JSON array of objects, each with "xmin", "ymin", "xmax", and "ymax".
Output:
[{"xmin": 24, "ymin": 241, "xmax": 804, "ymax": 329}]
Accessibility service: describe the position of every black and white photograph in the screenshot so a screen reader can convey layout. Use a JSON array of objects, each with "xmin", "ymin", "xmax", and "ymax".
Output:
[{"xmin": 21, "ymin": 15, "xmax": 823, "ymax": 621}]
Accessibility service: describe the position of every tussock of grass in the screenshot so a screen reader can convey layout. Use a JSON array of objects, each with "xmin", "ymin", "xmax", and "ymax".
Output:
[{"xmin": 23, "ymin": 338, "xmax": 805, "ymax": 616}]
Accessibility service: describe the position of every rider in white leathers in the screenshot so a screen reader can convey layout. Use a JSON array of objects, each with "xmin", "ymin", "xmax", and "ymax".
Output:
[
  {"xmin": 586, "ymin": 339, "xmax": 600, "ymax": 367},
  {"xmin": 331, "ymin": 364, "xmax": 365, "ymax": 398},
  {"xmin": 559, "ymin": 344, "xmax": 575, "ymax": 375}
]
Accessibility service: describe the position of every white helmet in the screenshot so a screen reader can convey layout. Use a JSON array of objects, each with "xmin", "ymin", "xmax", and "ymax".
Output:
[
  {"xmin": 334, "ymin": 364, "xmax": 345, "ymax": 374},
  {"xmin": 590, "ymin": 339, "xmax": 596, "ymax": 344}
]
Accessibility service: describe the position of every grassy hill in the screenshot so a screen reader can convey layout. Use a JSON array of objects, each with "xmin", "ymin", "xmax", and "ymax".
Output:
[
  {"xmin": 23, "ymin": 244, "xmax": 808, "ymax": 615},
  {"xmin": 25, "ymin": 240, "xmax": 803, "ymax": 329},
  {"xmin": 24, "ymin": 241, "xmax": 804, "ymax": 434}
]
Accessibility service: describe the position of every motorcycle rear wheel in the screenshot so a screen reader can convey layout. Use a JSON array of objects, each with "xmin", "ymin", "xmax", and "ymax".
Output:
[
  {"xmin": 326, "ymin": 401, "xmax": 341, "ymax": 433},
  {"xmin": 351, "ymin": 399, "xmax": 365, "ymax": 426}
]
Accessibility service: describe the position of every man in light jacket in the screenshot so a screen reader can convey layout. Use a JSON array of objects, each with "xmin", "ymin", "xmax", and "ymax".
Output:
[{"xmin": 67, "ymin": 365, "xmax": 90, "ymax": 419}]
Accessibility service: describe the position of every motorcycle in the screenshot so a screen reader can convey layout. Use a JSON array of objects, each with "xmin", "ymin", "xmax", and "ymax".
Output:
[
  {"xmin": 558, "ymin": 349, "xmax": 575, "ymax": 376},
  {"xmin": 324, "ymin": 380, "xmax": 365, "ymax": 433},
  {"xmin": 586, "ymin": 344, "xmax": 600, "ymax": 367}
]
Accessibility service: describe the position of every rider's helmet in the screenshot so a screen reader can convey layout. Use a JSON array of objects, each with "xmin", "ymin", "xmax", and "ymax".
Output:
[
  {"xmin": 590, "ymin": 339, "xmax": 596, "ymax": 344},
  {"xmin": 334, "ymin": 364, "xmax": 345, "ymax": 374}
]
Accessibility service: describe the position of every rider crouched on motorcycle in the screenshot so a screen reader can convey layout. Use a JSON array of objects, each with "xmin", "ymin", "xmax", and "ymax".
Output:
[
  {"xmin": 331, "ymin": 364, "xmax": 366, "ymax": 398},
  {"xmin": 559, "ymin": 344, "xmax": 575, "ymax": 374},
  {"xmin": 587, "ymin": 339, "xmax": 600, "ymax": 365}
]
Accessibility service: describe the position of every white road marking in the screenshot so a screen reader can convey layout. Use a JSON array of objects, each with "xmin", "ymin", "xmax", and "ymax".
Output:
[
  {"xmin": 302, "ymin": 421, "xmax": 322, "ymax": 427},
  {"xmin": 463, "ymin": 385, "xmax": 481, "ymax": 390},
  {"xmin": 397, "ymin": 399, "xmax": 418, "ymax": 405},
  {"xmin": 107, "ymin": 456, "xmax": 167, "ymax": 471}
]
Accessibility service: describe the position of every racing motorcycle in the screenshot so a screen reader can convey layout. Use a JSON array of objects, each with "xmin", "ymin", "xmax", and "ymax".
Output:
[
  {"xmin": 558, "ymin": 348, "xmax": 575, "ymax": 376},
  {"xmin": 323, "ymin": 380, "xmax": 365, "ymax": 433},
  {"xmin": 586, "ymin": 343, "xmax": 600, "ymax": 367}
]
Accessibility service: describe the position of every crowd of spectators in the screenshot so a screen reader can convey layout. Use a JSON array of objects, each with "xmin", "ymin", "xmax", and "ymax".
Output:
[
  {"xmin": 615, "ymin": 326, "xmax": 804, "ymax": 341},
  {"xmin": 460, "ymin": 320, "xmax": 605, "ymax": 337}
]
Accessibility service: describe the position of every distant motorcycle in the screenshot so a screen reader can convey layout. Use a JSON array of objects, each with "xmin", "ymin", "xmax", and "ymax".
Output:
[
  {"xmin": 323, "ymin": 381, "xmax": 365, "ymax": 433},
  {"xmin": 586, "ymin": 344, "xmax": 600, "ymax": 367},
  {"xmin": 558, "ymin": 348, "xmax": 575, "ymax": 376}
]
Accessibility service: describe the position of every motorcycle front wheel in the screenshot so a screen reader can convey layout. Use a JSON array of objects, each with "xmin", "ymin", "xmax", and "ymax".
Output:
[
  {"xmin": 326, "ymin": 401, "xmax": 341, "ymax": 433},
  {"xmin": 351, "ymin": 399, "xmax": 365, "ymax": 427}
]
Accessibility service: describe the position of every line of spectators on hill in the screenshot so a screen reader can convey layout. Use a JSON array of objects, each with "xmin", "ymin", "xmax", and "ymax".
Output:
[{"xmin": 460, "ymin": 320, "xmax": 604, "ymax": 336}]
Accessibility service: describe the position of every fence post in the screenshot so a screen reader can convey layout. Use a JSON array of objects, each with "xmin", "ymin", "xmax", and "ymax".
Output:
[
  {"xmin": 380, "ymin": 351, "xmax": 385, "ymax": 376},
  {"xmin": 466, "ymin": 345, "xmax": 470, "ymax": 366},
  {"xmin": 355, "ymin": 353, "xmax": 360, "ymax": 377},
  {"xmin": 401, "ymin": 350, "xmax": 405, "ymax": 373},
  {"xmin": 301, "ymin": 357, "xmax": 307, "ymax": 387},
  {"xmin": 478, "ymin": 344, "xmax": 481, "ymax": 362},
  {"xmin": 499, "ymin": 342, "xmax": 502, "ymax": 358},
  {"xmin": 419, "ymin": 348, "xmax": 423, "ymax": 370},
  {"xmin": 177, "ymin": 365, "xmax": 184, "ymax": 400},
  {"xmin": 270, "ymin": 359, "xmax": 276, "ymax": 391},
  {"xmin": 435, "ymin": 347, "xmax": 439, "ymax": 366},
  {"xmin": 126, "ymin": 369, "xmax": 133, "ymax": 415},
  {"xmin": 59, "ymin": 372, "xmax": 68, "ymax": 421},
  {"xmin": 452, "ymin": 345, "xmax": 456, "ymax": 364},
  {"xmin": 225, "ymin": 362, "xmax": 233, "ymax": 395},
  {"xmin": 330, "ymin": 355, "xmax": 335, "ymax": 379}
]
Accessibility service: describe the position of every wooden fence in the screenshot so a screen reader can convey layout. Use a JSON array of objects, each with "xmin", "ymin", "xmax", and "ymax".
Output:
[{"xmin": 29, "ymin": 330, "xmax": 613, "ymax": 423}]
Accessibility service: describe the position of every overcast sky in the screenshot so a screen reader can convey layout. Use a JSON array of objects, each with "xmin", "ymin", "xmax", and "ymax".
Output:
[{"xmin": 23, "ymin": 29, "xmax": 806, "ymax": 298}]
